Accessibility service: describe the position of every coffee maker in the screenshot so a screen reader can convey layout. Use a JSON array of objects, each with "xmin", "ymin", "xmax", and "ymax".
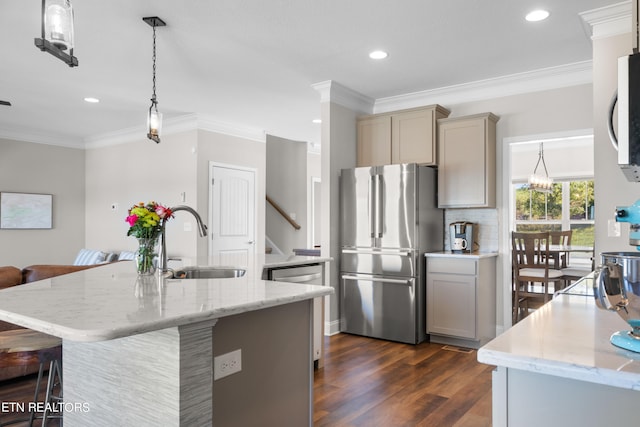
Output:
[{"xmin": 449, "ymin": 221, "xmax": 474, "ymax": 253}]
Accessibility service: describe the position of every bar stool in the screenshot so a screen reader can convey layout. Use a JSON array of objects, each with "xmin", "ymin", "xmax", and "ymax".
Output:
[{"xmin": 0, "ymin": 329, "xmax": 63, "ymax": 426}]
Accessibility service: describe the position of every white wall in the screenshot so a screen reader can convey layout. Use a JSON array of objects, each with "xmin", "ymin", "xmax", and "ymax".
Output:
[
  {"xmin": 510, "ymin": 138, "xmax": 594, "ymax": 182},
  {"xmin": 0, "ymin": 138, "xmax": 86, "ymax": 266},
  {"xmin": 196, "ymin": 129, "xmax": 266, "ymax": 270},
  {"xmin": 85, "ymin": 131, "xmax": 199, "ymax": 258},
  {"xmin": 265, "ymin": 135, "xmax": 307, "ymax": 255},
  {"xmin": 85, "ymin": 128, "xmax": 266, "ymax": 267}
]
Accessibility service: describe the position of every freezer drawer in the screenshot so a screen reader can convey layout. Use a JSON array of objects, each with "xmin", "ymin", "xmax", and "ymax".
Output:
[
  {"xmin": 341, "ymin": 273, "xmax": 421, "ymax": 344},
  {"xmin": 341, "ymin": 249, "xmax": 417, "ymax": 277}
]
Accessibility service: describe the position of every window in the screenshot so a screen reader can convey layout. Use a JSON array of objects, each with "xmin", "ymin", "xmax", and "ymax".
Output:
[{"xmin": 514, "ymin": 179, "xmax": 594, "ymax": 260}]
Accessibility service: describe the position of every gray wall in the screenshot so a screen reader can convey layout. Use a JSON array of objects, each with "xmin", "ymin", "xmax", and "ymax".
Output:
[
  {"xmin": 0, "ymin": 138, "xmax": 85, "ymax": 266},
  {"xmin": 212, "ymin": 300, "xmax": 312, "ymax": 427},
  {"xmin": 266, "ymin": 135, "xmax": 307, "ymax": 255},
  {"xmin": 593, "ymin": 32, "xmax": 635, "ymax": 255},
  {"xmin": 321, "ymin": 101, "xmax": 358, "ymax": 334}
]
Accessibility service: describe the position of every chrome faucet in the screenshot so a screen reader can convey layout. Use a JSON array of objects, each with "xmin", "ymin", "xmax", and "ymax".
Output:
[{"xmin": 159, "ymin": 205, "xmax": 208, "ymax": 274}]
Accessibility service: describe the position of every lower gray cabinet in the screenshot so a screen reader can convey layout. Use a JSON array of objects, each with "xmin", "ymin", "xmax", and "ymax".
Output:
[{"xmin": 426, "ymin": 254, "xmax": 496, "ymax": 348}]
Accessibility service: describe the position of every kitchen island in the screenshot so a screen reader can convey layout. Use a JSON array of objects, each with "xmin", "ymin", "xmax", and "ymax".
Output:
[
  {"xmin": 0, "ymin": 261, "xmax": 332, "ymax": 426},
  {"xmin": 478, "ymin": 275, "xmax": 640, "ymax": 426}
]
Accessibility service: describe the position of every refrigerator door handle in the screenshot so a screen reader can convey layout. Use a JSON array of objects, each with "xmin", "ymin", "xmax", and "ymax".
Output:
[
  {"xmin": 369, "ymin": 175, "xmax": 376, "ymax": 238},
  {"xmin": 341, "ymin": 248, "xmax": 412, "ymax": 256},
  {"xmin": 341, "ymin": 274, "xmax": 413, "ymax": 285},
  {"xmin": 376, "ymin": 174, "xmax": 384, "ymax": 238}
]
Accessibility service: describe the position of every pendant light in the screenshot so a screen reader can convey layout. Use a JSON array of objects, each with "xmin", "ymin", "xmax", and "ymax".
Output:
[
  {"xmin": 144, "ymin": 17, "xmax": 166, "ymax": 144},
  {"xmin": 34, "ymin": 0, "xmax": 78, "ymax": 67},
  {"xmin": 528, "ymin": 142, "xmax": 553, "ymax": 193}
]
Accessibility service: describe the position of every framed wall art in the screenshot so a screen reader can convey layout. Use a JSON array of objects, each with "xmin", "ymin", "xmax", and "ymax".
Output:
[{"xmin": 0, "ymin": 192, "xmax": 53, "ymax": 229}]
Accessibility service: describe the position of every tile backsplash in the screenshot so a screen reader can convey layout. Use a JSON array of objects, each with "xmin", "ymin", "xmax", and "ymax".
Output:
[{"xmin": 444, "ymin": 208, "xmax": 499, "ymax": 253}]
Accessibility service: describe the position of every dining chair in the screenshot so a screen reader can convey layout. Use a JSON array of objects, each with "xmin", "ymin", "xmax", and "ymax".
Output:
[
  {"xmin": 511, "ymin": 231, "xmax": 565, "ymax": 324},
  {"xmin": 549, "ymin": 230, "xmax": 572, "ymax": 269}
]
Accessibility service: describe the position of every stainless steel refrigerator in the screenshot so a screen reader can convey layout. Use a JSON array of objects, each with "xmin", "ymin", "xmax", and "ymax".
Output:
[{"xmin": 340, "ymin": 163, "xmax": 443, "ymax": 344}]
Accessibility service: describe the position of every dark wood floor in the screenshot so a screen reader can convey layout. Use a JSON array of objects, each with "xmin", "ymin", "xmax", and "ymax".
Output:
[
  {"xmin": 0, "ymin": 371, "xmax": 61, "ymax": 427},
  {"xmin": 314, "ymin": 333, "xmax": 494, "ymax": 427},
  {"xmin": 0, "ymin": 334, "xmax": 493, "ymax": 426}
]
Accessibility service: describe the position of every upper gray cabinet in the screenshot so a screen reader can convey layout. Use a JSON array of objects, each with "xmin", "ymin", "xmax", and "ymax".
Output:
[
  {"xmin": 357, "ymin": 105, "xmax": 450, "ymax": 167},
  {"xmin": 437, "ymin": 113, "xmax": 499, "ymax": 208}
]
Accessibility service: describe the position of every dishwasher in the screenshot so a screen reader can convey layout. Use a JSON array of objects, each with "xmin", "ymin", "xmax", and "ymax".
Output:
[{"xmin": 265, "ymin": 264, "xmax": 324, "ymax": 365}]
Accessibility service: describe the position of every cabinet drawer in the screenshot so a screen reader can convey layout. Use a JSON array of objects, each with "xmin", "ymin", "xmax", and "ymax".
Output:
[{"xmin": 427, "ymin": 257, "xmax": 476, "ymax": 275}]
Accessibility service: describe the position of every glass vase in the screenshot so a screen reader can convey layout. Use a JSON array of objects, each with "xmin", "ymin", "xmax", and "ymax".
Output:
[{"xmin": 136, "ymin": 237, "xmax": 159, "ymax": 275}]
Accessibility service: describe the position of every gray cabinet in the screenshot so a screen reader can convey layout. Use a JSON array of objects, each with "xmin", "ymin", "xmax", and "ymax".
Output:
[
  {"xmin": 426, "ymin": 255, "xmax": 496, "ymax": 348},
  {"xmin": 437, "ymin": 113, "xmax": 499, "ymax": 208},
  {"xmin": 357, "ymin": 105, "xmax": 450, "ymax": 167}
]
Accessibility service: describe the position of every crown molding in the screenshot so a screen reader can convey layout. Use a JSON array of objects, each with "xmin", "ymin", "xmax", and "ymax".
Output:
[
  {"xmin": 196, "ymin": 115, "xmax": 266, "ymax": 143},
  {"xmin": 374, "ymin": 61, "xmax": 593, "ymax": 114},
  {"xmin": 311, "ymin": 80, "xmax": 375, "ymax": 114},
  {"xmin": 83, "ymin": 113, "xmax": 266, "ymax": 149},
  {"xmin": 580, "ymin": 1, "xmax": 631, "ymax": 40},
  {"xmin": 0, "ymin": 127, "xmax": 84, "ymax": 149}
]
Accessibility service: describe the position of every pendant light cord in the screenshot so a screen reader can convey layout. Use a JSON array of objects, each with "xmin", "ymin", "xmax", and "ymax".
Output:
[
  {"xmin": 533, "ymin": 142, "xmax": 549, "ymax": 177},
  {"xmin": 151, "ymin": 24, "xmax": 157, "ymax": 105}
]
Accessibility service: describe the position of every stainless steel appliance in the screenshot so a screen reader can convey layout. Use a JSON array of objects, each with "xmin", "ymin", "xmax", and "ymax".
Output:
[
  {"xmin": 594, "ymin": 252, "xmax": 640, "ymax": 352},
  {"xmin": 449, "ymin": 221, "xmax": 474, "ymax": 253},
  {"xmin": 608, "ymin": 0, "xmax": 640, "ymax": 181},
  {"xmin": 340, "ymin": 163, "xmax": 443, "ymax": 344}
]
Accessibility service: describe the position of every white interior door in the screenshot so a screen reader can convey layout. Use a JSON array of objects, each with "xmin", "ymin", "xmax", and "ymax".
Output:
[{"xmin": 209, "ymin": 163, "xmax": 256, "ymax": 269}]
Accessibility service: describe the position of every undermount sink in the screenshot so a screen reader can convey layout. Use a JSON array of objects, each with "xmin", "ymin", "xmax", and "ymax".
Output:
[{"xmin": 170, "ymin": 266, "xmax": 246, "ymax": 279}]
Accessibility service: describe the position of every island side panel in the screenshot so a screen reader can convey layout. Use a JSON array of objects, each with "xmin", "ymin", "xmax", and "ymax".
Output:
[
  {"xmin": 499, "ymin": 367, "xmax": 640, "ymax": 426},
  {"xmin": 212, "ymin": 300, "xmax": 313, "ymax": 427},
  {"xmin": 63, "ymin": 321, "xmax": 216, "ymax": 426}
]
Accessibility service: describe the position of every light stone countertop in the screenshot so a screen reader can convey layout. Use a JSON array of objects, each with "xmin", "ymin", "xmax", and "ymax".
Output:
[
  {"xmin": 477, "ymin": 275, "xmax": 640, "ymax": 391},
  {"xmin": 0, "ymin": 261, "xmax": 332, "ymax": 343},
  {"xmin": 425, "ymin": 251, "xmax": 498, "ymax": 259}
]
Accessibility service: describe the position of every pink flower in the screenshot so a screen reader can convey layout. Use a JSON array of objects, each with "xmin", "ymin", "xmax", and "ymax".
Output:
[
  {"xmin": 155, "ymin": 205, "xmax": 173, "ymax": 220},
  {"xmin": 126, "ymin": 214, "xmax": 138, "ymax": 226}
]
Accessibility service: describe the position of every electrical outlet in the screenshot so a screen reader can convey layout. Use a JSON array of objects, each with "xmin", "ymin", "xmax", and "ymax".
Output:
[{"xmin": 214, "ymin": 349, "xmax": 242, "ymax": 380}]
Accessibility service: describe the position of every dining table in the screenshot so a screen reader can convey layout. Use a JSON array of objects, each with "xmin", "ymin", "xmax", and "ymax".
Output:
[{"xmin": 547, "ymin": 244, "xmax": 594, "ymax": 269}]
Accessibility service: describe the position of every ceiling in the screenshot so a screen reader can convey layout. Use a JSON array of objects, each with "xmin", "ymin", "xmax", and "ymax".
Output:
[{"xmin": 0, "ymin": 0, "xmax": 623, "ymax": 149}]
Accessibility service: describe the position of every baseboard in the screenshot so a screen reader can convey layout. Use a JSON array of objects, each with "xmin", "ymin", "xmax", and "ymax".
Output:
[{"xmin": 324, "ymin": 320, "xmax": 341, "ymax": 336}]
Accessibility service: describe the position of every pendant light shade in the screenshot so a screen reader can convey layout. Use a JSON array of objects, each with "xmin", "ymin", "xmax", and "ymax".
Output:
[
  {"xmin": 45, "ymin": 0, "xmax": 74, "ymax": 50},
  {"xmin": 144, "ymin": 17, "xmax": 166, "ymax": 144},
  {"xmin": 528, "ymin": 142, "xmax": 553, "ymax": 193},
  {"xmin": 34, "ymin": 0, "xmax": 78, "ymax": 67},
  {"xmin": 147, "ymin": 104, "xmax": 162, "ymax": 143}
]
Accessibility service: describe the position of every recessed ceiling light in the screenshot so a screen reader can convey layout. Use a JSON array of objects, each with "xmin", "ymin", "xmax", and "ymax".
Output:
[
  {"xmin": 525, "ymin": 9, "xmax": 550, "ymax": 22},
  {"xmin": 369, "ymin": 50, "xmax": 388, "ymax": 60},
  {"xmin": 312, "ymin": 119, "xmax": 322, "ymax": 124},
  {"xmin": 84, "ymin": 97, "xmax": 100, "ymax": 103}
]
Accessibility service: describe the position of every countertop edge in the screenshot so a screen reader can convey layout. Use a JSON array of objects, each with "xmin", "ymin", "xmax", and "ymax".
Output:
[
  {"xmin": 477, "ymin": 347, "xmax": 640, "ymax": 391},
  {"xmin": 0, "ymin": 286, "xmax": 333, "ymax": 342}
]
